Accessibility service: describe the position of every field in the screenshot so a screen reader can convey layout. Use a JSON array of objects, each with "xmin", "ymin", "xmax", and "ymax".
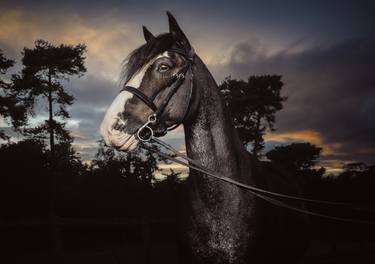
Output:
[{"xmin": 1, "ymin": 219, "xmax": 375, "ymax": 264}]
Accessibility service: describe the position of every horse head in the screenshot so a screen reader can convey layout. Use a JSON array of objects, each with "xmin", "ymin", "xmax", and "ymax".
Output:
[{"xmin": 100, "ymin": 12, "xmax": 195, "ymax": 151}]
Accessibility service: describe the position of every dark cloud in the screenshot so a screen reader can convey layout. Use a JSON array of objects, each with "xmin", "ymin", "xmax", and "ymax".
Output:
[
  {"xmin": 223, "ymin": 38, "xmax": 375, "ymax": 164},
  {"xmin": 2, "ymin": 0, "xmax": 375, "ymax": 165},
  {"xmin": 64, "ymin": 75, "xmax": 120, "ymax": 158},
  {"xmin": 3, "ymin": 0, "xmax": 375, "ymax": 44},
  {"xmin": 66, "ymin": 74, "xmax": 119, "ymax": 108}
]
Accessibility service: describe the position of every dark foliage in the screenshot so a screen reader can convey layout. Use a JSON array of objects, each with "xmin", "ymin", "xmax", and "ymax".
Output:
[
  {"xmin": 13, "ymin": 39, "xmax": 87, "ymax": 148},
  {"xmin": 266, "ymin": 142, "xmax": 323, "ymax": 172},
  {"xmin": 0, "ymin": 138, "xmax": 183, "ymax": 219},
  {"xmin": 0, "ymin": 50, "xmax": 29, "ymax": 138},
  {"xmin": 219, "ymin": 75, "xmax": 286, "ymax": 157}
]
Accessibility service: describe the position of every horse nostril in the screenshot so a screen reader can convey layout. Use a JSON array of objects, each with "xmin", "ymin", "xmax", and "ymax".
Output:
[{"xmin": 112, "ymin": 116, "xmax": 127, "ymax": 131}]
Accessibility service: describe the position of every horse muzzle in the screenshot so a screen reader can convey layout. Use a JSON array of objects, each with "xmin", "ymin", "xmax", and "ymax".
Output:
[{"xmin": 101, "ymin": 117, "xmax": 140, "ymax": 152}]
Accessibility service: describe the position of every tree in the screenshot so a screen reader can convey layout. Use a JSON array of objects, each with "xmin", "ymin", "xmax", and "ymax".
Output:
[
  {"xmin": 13, "ymin": 40, "xmax": 87, "ymax": 151},
  {"xmin": 343, "ymin": 162, "xmax": 368, "ymax": 173},
  {"xmin": 266, "ymin": 142, "xmax": 322, "ymax": 172},
  {"xmin": 0, "ymin": 138, "xmax": 50, "ymax": 216},
  {"xmin": 92, "ymin": 140, "xmax": 166, "ymax": 186},
  {"xmin": 87, "ymin": 140, "xmax": 170, "ymax": 217},
  {"xmin": 11, "ymin": 40, "xmax": 86, "ymax": 261},
  {"xmin": 266, "ymin": 142, "xmax": 325, "ymax": 199},
  {"xmin": 152, "ymin": 169, "xmax": 185, "ymax": 217},
  {"xmin": 0, "ymin": 50, "xmax": 29, "ymax": 139},
  {"xmin": 219, "ymin": 75, "xmax": 287, "ymax": 158}
]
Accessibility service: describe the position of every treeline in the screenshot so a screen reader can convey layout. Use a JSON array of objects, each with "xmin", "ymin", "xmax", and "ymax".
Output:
[
  {"xmin": 1, "ymin": 40, "xmax": 374, "ymax": 233},
  {"xmin": 0, "ymin": 138, "xmax": 183, "ymax": 219},
  {"xmin": 0, "ymin": 41, "xmax": 184, "ymax": 222}
]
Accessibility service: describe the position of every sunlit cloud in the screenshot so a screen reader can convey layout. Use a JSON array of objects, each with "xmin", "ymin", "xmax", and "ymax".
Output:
[
  {"xmin": 70, "ymin": 131, "xmax": 89, "ymax": 141},
  {"xmin": 0, "ymin": 9, "xmax": 143, "ymax": 81},
  {"xmin": 265, "ymin": 129, "xmax": 345, "ymax": 156},
  {"xmin": 265, "ymin": 130, "xmax": 323, "ymax": 145},
  {"xmin": 319, "ymin": 159, "xmax": 350, "ymax": 176}
]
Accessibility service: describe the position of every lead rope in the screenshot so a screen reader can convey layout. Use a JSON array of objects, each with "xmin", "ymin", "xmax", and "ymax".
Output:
[{"xmin": 140, "ymin": 139, "xmax": 375, "ymax": 224}]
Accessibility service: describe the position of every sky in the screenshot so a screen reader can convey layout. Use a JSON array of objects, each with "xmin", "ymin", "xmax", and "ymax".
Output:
[{"xmin": 0, "ymin": 0, "xmax": 374, "ymax": 174}]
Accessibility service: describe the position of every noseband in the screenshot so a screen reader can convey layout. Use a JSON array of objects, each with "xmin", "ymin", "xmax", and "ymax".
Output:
[{"xmin": 119, "ymin": 49, "xmax": 193, "ymax": 142}]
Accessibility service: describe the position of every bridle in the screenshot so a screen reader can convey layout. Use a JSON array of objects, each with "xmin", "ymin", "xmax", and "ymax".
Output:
[
  {"xmin": 116, "ymin": 48, "xmax": 375, "ymax": 225},
  {"xmin": 119, "ymin": 48, "xmax": 194, "ymax": 142}
]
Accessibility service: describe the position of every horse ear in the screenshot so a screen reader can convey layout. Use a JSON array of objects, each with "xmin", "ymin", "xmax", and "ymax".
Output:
[
  {"xmin": 166, "ymin": 11, "xmax": 192, "ymax": 51},
  {"xmin": 142, "ymin": 25, "xmax": 155, "ymax": 43}
]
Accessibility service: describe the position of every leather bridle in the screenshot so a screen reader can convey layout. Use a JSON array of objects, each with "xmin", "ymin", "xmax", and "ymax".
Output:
[{"xmin": 119, "ymin": 49, "xmax": 193, "ymax": 142}]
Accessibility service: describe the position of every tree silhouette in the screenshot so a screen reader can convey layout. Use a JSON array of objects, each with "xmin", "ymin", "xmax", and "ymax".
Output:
[
  {"xmin": 219, "ymin": 75, "xmax": 286, "ymax": 158},
  {"xmin": 0, "ymin": 50, "xmax": 14, "ymax": 72},
  {"xmin": 152, "ymin": 169, "xmax": 185, "ymax": 217},
  {"xmin": 155, "ymin": 169, "xmax": 184, "ymax": 195},
  {"xmin": 265, "ymin": 142, "xmax": 326, "ymax": 200},
  {"xmin": 13, "ymin": 40, "xmax": 87, "ymax": 151},
  {"xmin": 92, "ymin": 140, "xmax": 172, "ymax": 190},
  {"xmin": 343, "ymin": 162, "xmax": 368, "ymax": 173},
  {"xmin": 0, "ymin": 50, "xmax": 29, "ymax": 139},
  {"xmin": 0, "ymin": 138, "xmax": 49, "ymax": 217},
  {"xmin": 85, "ymin": 140, "xmax": 171, "ymax": 217},
  {"xmin": 10, "ymin": 40, "xmax": 87, "ymax": 261},
  {"xmin": 266, "ymin": 142, "xmax": 322, "ymax": 172}
]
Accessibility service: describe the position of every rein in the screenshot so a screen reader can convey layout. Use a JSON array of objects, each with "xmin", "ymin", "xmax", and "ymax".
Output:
[
  {"xmin": 120, "ymin": 49, "xmax": 375, "ymax": 225},
  {"xmin": 142, "ymin": 138, "xmax": 375, "ymax": 225}
]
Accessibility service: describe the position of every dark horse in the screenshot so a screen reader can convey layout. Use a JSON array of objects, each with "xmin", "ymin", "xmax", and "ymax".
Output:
[{"xmin": 100, "ymin": 12, "xmax": 310, "ymax": 264}]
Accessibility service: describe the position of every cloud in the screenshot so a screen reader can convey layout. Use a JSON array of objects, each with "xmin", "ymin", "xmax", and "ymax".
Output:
[
  {"xmin": 1, "ymin": 3, "xmax": 374, "ymax": 169},
  {"xmin": 0, "ymin": 9, "xmax": 142, "ymax": 160},
  {"xmin": 264, "ymin": 130, "xmax": 343, "ymax": 156},
  {"xmin": 220, "ymin": 38, "xmax": 375, "ymax": 165},
  {"xmin": 0, "ymin": 9, "xmax": 145, "ymax": 79}
]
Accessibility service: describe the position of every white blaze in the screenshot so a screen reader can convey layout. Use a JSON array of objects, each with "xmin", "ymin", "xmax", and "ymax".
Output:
[
  {"xmin": 100, "ymin": 91, "xmax": 133, "ymax": 146},
  {"xmin": 126, "ymin": 51, "xmax": 170, "ymax": 88},
  {"xmin": 100, "ymin": 51, "xmax": 169, "ymax": 151}
]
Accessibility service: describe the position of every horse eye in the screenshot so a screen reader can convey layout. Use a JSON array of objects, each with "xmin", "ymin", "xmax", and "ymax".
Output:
[{"xmin": 158, "ymin": 64, "xmax": 170, "ymax": 72}]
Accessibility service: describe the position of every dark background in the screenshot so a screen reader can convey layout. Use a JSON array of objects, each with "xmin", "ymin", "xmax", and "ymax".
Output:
[{"xmin": 1, "ymin": 1, "xmax": 375, "ymax": 263}]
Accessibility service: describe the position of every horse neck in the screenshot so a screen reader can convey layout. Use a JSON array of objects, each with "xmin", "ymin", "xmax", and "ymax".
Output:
[{"xmin": 183, "ymin": 57, "xmax": 253, "ymax": 183}]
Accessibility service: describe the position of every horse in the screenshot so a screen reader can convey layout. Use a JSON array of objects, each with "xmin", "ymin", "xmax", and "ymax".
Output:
[{"xmin": 100, "ymin": 12, "xmax": 310, "ymax": 264}]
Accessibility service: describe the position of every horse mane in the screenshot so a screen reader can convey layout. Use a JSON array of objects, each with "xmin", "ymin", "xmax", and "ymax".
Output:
[{"xmin": 120, "ymin": 33, "xmax": 175, "ymax": 84}]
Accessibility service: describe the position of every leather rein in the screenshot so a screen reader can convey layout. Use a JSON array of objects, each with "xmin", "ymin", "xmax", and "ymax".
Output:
[{"xmin": 119, "ymin": 49, "xmax": 375, "ymax": 225}]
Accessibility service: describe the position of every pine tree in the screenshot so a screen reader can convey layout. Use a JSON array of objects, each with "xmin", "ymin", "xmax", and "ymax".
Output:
[
  {"xmin": 12, "ymin": 40, "xmax": 86, "ymax": 261},
  {"xmin": 13, "ymin": 40, "xmax": 87, "ymax": 151},
  {"xmin": 0, "ymin": 50, "xmax": 29, "ymax": 139}
]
